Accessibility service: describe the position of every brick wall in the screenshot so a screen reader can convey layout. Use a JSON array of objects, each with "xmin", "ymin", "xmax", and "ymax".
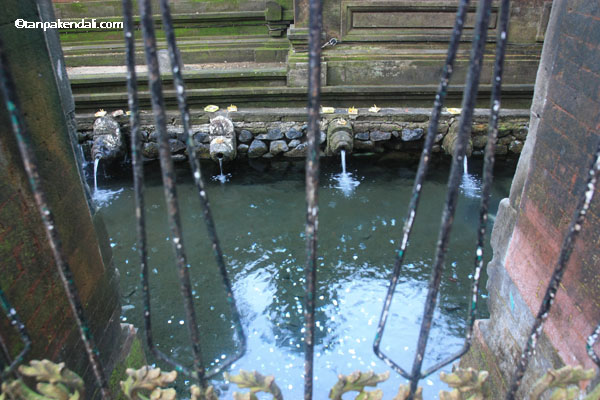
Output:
[
  {"xmin": 465, "ymin": 0, "xmax": 600, "ymax": 397},
  {"xmin": 505, "ymin": 0, "xmax": 600, "ymax": 370}
]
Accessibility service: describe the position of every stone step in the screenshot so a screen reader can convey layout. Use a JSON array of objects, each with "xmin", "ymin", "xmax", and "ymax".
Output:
[
  {"xmin": 71, "ymin": 81, "xmax": 534, "ymax": 113},
  {"xmin": 68, "ymin": 63, "xmax": 288, "ymax": 94},
  {"xmin": 62, "ymin": 36, "xmax": 291, "ymax": 67}
]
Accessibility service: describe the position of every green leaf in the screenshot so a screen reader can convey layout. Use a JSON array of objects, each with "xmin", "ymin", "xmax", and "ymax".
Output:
[
  {"xmin": 149, "ymin": 388, "xmax": 177, "ymax": 400},
  {"xmin": 225, "ymin": 370, "xmax": 283, "ymax": 400},
  {"xmin": 439, "ymin": 367, "xmax": 488, "ymax": 400},
  {"xmin": 355, "ymin": 389, "xmax": 384, "ymax": 400},
  {"xmin": 120, "ymin": 366, "xmax": 177, "ymax": 400},
  {"xmin": 19, "ymin": 360, "xmax": 84, "ymax": 397},
  {"xmin": 531, "ymin": 366, "xmax": 595, "ymax": 400},
  {"xmin": 190, "ymin": 385, "xmax": 218, "ymax": 400},
  {"xmin": 1, "ymin": 379, "xmax": 48, "ymax": 400},
  {"xmin": 35, "ymin": 382, "xmax": 71, "ymax": 399},
  {"xmin": 393, "ymin": 385, "xmax": 423, "ymax": 400},
  {"xmin": 328, "ymin": 370, "xmax": 390, "ymax": 400}
]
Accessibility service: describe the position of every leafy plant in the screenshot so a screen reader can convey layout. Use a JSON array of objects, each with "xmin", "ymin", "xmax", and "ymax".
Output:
[
  {"xmin": 190, "ymin": 384, "xmax": 219, "ymax": 400},
  {"xmin": 120, "ymin": 366, "xmax": 177, "ymax": 400},
  {"xmin": 1, "ymin": 360, "xmax": 84, "ymax": 400},
  {"xmin": 439, "ymin": 366, "xmax": 488, "ymax": 400},
  {"xmin": 530, "ymin": 365, "xmax": 595, "ymax": 400},
  {"xmin": 393, "ymin": 384, "xmax": 423, "ymax": 400},
  {"xmin": 328, "ymin": 370, "xmax": 389, "ymax": 400},
  {"xmin": 224, "ymin": 370, "xmax": 283, "ymax": 400},
  {"xmin": 3, "ymin": 359, "xmax": 600, "ymax": 400}
]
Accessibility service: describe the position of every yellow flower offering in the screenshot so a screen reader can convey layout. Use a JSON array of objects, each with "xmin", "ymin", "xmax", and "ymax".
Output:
[
  {"xmin": 227, "ymin": 104, "xmax": 238, "ymax": 112},
  {"xmin": 348, "ymin": 107, "xmax": 358, "ymax": 115},
  {"xmin": 204, "ymin": 105, "xmax": 219, "ymax": 112},
  {"xmin": 368, "ymin": 105, "xmax": 381, "ymax": 113},
  {"xmin": 321, "ymin": 106, "xmax": 335, "ymax": 114}
]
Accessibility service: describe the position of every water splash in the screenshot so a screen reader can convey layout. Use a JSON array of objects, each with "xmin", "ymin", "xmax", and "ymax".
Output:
[
  {"xmin": 92, "ymin": 156, "xmax": 123, "ymax": 207},
  {"xmin": 94, "ymin": 157, "xmax": 100, "ymax": 193},
  {"xmin": 332, "ymin": 150, "xmax": 360, "ymax": 197},
  {"xmin": 212, "ymin": 158, "xmax": 231, "ymax": 184},
  {"xmin": 460, "ymin": 157, "xmax": 481, "ymax": 199},
  {"xmin": 78, "ymin": 145, "xmax": 88, "ymax": 169}
]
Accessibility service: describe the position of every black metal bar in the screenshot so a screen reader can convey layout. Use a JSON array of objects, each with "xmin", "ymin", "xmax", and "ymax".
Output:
[
  {"xmin": 157, "ymin": 0, "xmax": 247, "ymax": 379},
  {"xmin": 0, "ymin": 37, "xmax": 111, "ymax": 399},
  {"xmin": 408, "ymin": 0, "xmax": 493, "ymax": 394},
  {"xmin": 588, "ymin": 323, "xmax": 600, "ymax": 367},
  {"xmin": 420, "ymin": 0, "xmax": 511, "ymax": 378},
  {"xmin": 304, "ymin": 0, "xmax": 323, "ymax": 398},
  {"xmin": 123, "ymin": 0, "xmax": 195, "ymax": 378},
  {"xmin": 0, "ymin": 289, "xmax": 31, "ymax": 379},
  {"xmin": 137, "ymin": 0, "xmax": 206, "ymax": 384},
  {"xmin": 373, "ymin": 0, "xmax": 471, "ymax": 379},
  {"xmin": 506, "ymin": 140, "xmax": 600, "ymax": 399}
]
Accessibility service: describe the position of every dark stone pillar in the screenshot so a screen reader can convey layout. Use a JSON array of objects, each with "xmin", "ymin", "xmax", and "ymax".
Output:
[
  {"xmin": 462, "ymin": 0, "xmax": 600, "ymax": 397},
  {"xmin": 0, "ymin": 1, "xmax": 128, "ymax": 396}
]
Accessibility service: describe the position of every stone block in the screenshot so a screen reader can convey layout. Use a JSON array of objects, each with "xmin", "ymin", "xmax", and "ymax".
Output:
[
  {"xmin": 287, "ymin": 61, "xmax": 327, "ymax": 87},
  {"xmin": 248, "ymin": 139, "xmax": 268, "ymax": 158}
]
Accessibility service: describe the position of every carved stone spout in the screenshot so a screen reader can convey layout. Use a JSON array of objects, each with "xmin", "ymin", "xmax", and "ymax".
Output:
[
  {"xmin": 209, "ymin": 116, "xmax": 236, "ymax": 162},
  {"xmin": 326, "ymin": 118, "xmax": 353, "ymax": 155}
]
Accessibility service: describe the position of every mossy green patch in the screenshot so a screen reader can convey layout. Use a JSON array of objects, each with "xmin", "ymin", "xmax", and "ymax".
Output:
[
  {"xmin": 108, "ymin": 334, "xmax": 147, "ymax": 399},
  {"xmin": 67, "ymin": 2, "xmax": 88, "ymax": 15}
]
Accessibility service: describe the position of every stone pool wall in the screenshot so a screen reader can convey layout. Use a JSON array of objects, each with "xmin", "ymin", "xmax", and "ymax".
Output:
[
  {"xmin": 461, "ymin": 0, "xmax": 600, "ymax": 397},
  {"xmin": 76, "ymin": 108, "xmax": 529, "ymax": 165}
]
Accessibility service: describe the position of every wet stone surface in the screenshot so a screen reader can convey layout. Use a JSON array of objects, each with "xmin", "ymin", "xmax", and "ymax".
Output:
[
  {"xmin": 285, "ymin": 128, "xmax": 303, "ymax": 140},
  {"xmin": 257, "ymin": 128, "xmax": 284, "ymax": 141},
  {"xmin": 401, "ymin": 128, "xmax": 424, "ymax": 141},
  {"xmin": 238, "ymin": 129, "xmax": 254, "ymax": 143},
  {"xmin": 248, "ymin": 139, "xmax": 268, "ymax": 158},
  {"xmin": 270, "ymin": 140, "xmax": 289, "ymax": 155}
]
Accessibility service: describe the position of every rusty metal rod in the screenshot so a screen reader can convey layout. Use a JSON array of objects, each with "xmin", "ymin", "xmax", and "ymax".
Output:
[
  {"xmin": 506, "ymin": 139, "xmax": 600, "ymax": 399},
  {"xmin": 123, "ymin": 0, "xmax": 196, "ymax": 378},
  {"xmin": 420, "ymin": 0, "xmax": 511, "ymax": 378},
  {"xmin": 0, "ymin": 37, "xmax": 111, "ymax": 399},
  {"xmin": 0, "ymin": 288, "xmax": 31, "ymax": 380},
  {"xmin": 373, "ymin": 0, "xmax": 471, "ymax": 380},
  {"xmin": 407, "ymin": 0, "xmax": 493, "ymax": 396},
  {"xmin": 137, "ymin": 0, "xmax": 206, "ymax": 384},
  {"xmin": 158, "ymin": 0, "xmax": 247, "ymax": 379},
  {"xmin": 304, "ymin": 0, "xmax": 323, "ymax": 398},
  {"xmin": 588, "ymin": 322, "xmax": 600, "ymax": 367}
]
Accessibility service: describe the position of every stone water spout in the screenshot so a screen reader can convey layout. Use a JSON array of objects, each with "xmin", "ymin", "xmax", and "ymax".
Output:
[
  {"xmin": 91, "ymin": 115, "xmax": 125, "ymax": 164},
  {"xmin": 326, "ymin": 118, "xmax": 353, "ymax": 155},
  {"xmin": 209, "ymin": 115, "xmax": 236, "ymax": 162}
]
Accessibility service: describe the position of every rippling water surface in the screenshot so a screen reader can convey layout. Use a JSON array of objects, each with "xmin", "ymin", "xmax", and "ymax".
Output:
[{"xmin": 95, "ymin": 157, "xmax": 515, "ymax": 399}]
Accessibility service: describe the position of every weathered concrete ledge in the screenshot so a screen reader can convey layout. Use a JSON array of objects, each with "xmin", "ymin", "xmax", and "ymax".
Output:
[{"xmin": 76, "ymin": 107, "xmax": 529, "ymax": 165}]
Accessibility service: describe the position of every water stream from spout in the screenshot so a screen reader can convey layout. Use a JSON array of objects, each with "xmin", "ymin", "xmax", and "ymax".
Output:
[
  {"xmin": 92, "ymin": 156, "xmax": 123, "ymax": 207},
  {"xmin": 333, "ymin": 149, "xmax": 360, "ymax": 197},
  {"xmin": 460, "ymin": 156, "xmax": 481, "ymax": 199},
  {"xmin": 94, "ymin": 157, "xmax": 100, "ymax": 193},
  {"xmin": 212, "ymin": 157, "xmax": 230, "ymax": 183}
]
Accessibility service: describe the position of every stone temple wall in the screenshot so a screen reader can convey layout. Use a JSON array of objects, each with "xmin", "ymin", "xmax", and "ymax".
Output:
[
  {"xmin": 462, "ymin": 0, "xmax": 600, "ymax": 397},
  {"xmin": 75, "ymin": 108, "xmax": 529, "ymax": 165}
]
